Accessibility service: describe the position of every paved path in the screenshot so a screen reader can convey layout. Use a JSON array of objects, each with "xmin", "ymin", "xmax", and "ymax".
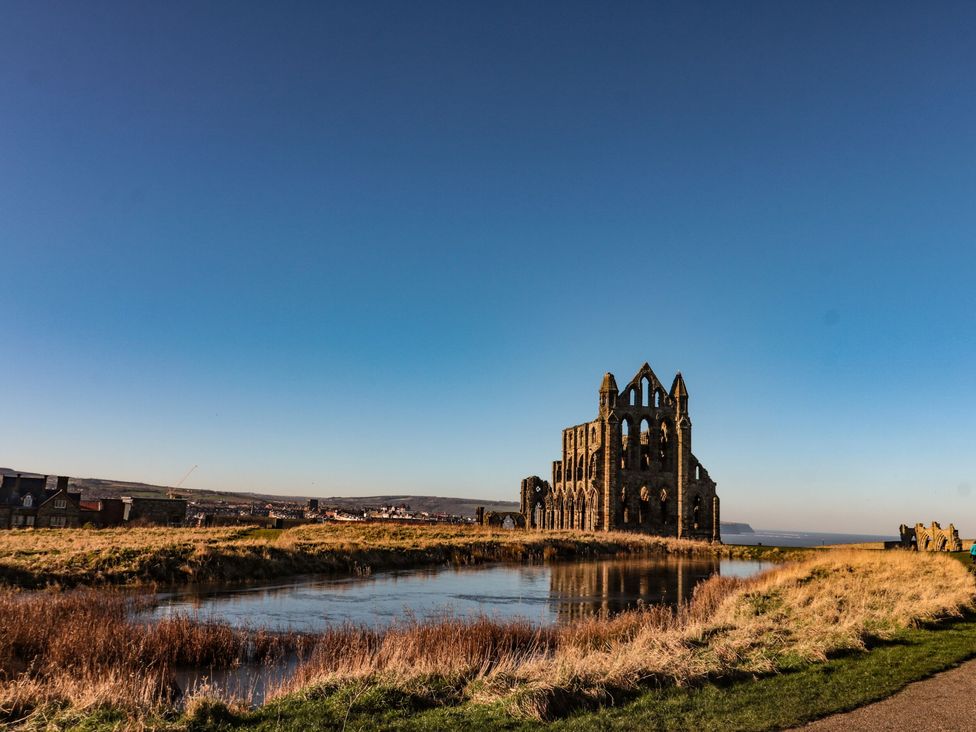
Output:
[{"xmin": 794, "ymin": 658, "xmax": 976, "ymax": 731}]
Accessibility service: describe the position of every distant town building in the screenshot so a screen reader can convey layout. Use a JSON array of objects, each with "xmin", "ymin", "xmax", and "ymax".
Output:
[
  {"xmin": 0, "ymin": 475, "xmax": 84, "ymax": 528},
  {"xmin": 97, "ymin": 498, "xmax": 126, "ymax": 526},
  {"xmin": 121, "ymin": 496, "xmax": 187, "ymax": 526}
]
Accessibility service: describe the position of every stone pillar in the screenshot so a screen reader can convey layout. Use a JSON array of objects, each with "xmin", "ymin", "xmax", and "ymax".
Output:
[
  {"xmin": 712, "ymin": 495, "xmax": 721, "ymax": 542},
  {"xmin": 603, "ymin": 416, "xmax": 620, "ymax": 531},
  {"xmin": 676, "ymin": 416, "xmax": 691, "ymax": 538}
]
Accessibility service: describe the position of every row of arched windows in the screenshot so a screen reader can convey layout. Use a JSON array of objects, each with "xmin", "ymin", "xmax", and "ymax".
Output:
[
  {"xmin": 564, "ymin": 426, "xmax": 601, "ymax": 453},
  {"xmin": 616, "ymin": 488, "xmax": 706, "ymax": 530},
  {"xmin": 620, "ymin": 417, "xmax": 672, "ymax": 472},
  {"xmin": 625, "ymin": 376, "xmax": 666, "ymax": 409},
  {"xmin": 564, "ymin": 425, "xmax": 597, "ymax": 449},
  {"xmin": 557, "ymin": 444, "xmax": 604, "ymax": 487},
  {"xmin": 532, "ymin": 489, "xmax": 709, "ymax": 533},
  {"xmin": 619, "ymin": 484, "xmax": 668, "ymax": 527},
  {"xmin": 558, "ymin": 415, "xmax": 697, "ymax": 485},
  {"xmin": 534, "ymin": 492, "xmax": 596, "ymax": 530}
]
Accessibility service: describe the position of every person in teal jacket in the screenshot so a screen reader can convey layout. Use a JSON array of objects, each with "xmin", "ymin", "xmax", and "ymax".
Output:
[{"xmin": 970, "ymin": 542, "xmax": 976, "ymax": 564}]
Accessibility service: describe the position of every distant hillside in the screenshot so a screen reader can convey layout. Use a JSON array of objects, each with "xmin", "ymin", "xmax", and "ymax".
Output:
[
  {"xmin": 0, "ymin": 468, "xmax": 747, "ymax": 524},
  {"xmin": 721, "ymin": 522, "xmax": 754, "ymax": 534},
  {"xmin": 0, "ymin": 468, "xmax": 516, "ymax": 517},
  {"xmin": 0, "ymin": 467, "xmax": 297, "ymax": 503}
]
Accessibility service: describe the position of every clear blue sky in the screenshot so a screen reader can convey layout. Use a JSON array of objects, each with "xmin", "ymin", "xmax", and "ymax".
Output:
[{"xmin": 1, "ymin": 2, "xmax": 974, "ymax": 534}]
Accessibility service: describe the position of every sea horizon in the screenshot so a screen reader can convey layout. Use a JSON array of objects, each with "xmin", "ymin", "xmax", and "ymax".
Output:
[{"xmin": 724, "ymin": 529, "xmax": 898, "ymax": 548}]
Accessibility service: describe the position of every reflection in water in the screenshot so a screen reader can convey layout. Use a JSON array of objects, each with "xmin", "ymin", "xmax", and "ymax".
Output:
[
  {"xmin": 149, "ymin": 556, "xmax": 769, "ymax": 630},
  {"xmin": 153, "ymin": 556, "xmax": 770, "ymax": 704},
  {"xmin": 548, "ymin": 556, "xmax": 722, "ymax": 621}
]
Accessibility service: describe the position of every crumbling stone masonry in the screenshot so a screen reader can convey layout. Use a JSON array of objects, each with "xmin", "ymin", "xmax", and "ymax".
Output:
[
  {"xmin": 899, "ymin": 522, "xmax": 962, "ymax": 552},
  {"xmin": 477, "ymin": 508, "xmax": 527, "ymax": 529},
  {"xmin": 519, "ymin": 363, "xmax": 720, "ymax": 541}
]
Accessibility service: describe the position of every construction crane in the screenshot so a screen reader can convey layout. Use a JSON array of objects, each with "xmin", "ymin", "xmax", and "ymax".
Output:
[
  {"xmin": 167, "ymin": 465, "xmax": 198, "ymax": 500},
  {"xmin": 174, "ymin": 464, "xmax": 198, "ymax": 489}
]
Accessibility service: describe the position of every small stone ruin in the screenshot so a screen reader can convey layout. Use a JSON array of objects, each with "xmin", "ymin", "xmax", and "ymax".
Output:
[{"xmin": 898, "ymin": 521, "xmax": 962, "ymax": 552}]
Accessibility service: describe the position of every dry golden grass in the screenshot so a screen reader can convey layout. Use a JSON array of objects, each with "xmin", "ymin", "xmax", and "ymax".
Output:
[
  {"xmin": 0, "ymin": 522, "xmax": 736, "ymax": 587},
  {"xmin": 0, "ymin": 588, "xmax": 311, "ymax": 725},
  {"xmin": 267, "ymin": 551, "xmax": 976, "ymax": 720},
  {"xmin": 0, "ymin": 550, "xmax": 970, "ymax": 725}
]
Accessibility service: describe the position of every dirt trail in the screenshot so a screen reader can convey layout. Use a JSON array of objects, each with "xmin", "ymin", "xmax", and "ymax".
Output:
[{"xmin": 794, "ymin": 657, "xmax": 976, "ymax": 731}]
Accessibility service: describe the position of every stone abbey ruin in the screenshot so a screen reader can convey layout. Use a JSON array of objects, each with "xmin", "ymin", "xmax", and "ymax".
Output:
[
  {"xmin": 898, "ymin": 522, "xmax": 963, "ymax": 552},
  {"xmin": 517, "ymin": 362, "xmax": 720, "ymax": 541}
]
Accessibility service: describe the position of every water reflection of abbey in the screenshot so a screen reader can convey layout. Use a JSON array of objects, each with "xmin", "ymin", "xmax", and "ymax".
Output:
[{"xmin": 547, "ymin": 557, "xmax": 721, "ymax": 622}]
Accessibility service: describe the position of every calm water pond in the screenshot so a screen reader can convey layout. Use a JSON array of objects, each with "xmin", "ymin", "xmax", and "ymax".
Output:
[{"xmin": 149, "ymin": 556, "xmax": 771, "ymax": 631}]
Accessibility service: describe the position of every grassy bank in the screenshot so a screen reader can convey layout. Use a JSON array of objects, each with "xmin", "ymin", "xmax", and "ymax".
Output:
[
  {"xmin": 2, "ymin": 550, "xmax": 971, "ymax": 729},
  {"xmin": 0, "ymin": 523, "xmax": 799, "ymax": 588},
  {"xmin": 255, "ymin": 550, "xmax": 973, "ymax": 722},
  {"xmin": 0, "ymin": 590, "xmax": 311, "ymax": 725},
  {"xmin": 220, "ymin": 611, "xmax": 976, "ymax": 731}
]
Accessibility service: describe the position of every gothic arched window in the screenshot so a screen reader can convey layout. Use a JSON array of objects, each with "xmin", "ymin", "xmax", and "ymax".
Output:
[
  {"xmin": 620, "ymin": 418, "xmax": 631, "ymax": 469},
  {"xmin": 640, "ymin": 418, "xmax": 652, "ymax": 470},
  {"xmin": 658, "ymin": 421, "xmax": 670, "ymax": 468}
]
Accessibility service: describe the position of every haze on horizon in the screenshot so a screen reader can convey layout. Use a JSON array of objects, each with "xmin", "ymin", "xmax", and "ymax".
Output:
[{"xmin": 1, "ymin": 1, "xmax": 974, "ymax": 536}]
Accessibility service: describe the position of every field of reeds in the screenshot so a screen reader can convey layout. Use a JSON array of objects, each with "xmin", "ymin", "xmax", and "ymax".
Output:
[
  {"xmin": 0, "ymin": 522, "xmax": 782, "ymax": 588},
  {"xmin": 0, "ymin": 550, "xmax": 971, "ymax": 730}
]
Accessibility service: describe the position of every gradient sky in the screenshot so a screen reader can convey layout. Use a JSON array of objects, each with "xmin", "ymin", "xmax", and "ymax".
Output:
[{"xmin": 1, "ymin": 1, "xmax": 974, "ymax": 534}]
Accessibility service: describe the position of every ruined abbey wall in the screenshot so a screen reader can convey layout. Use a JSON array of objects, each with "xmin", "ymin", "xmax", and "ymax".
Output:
[{"xmin": 520, "ymin": 363, "xmax": 719, "ymax": 541}]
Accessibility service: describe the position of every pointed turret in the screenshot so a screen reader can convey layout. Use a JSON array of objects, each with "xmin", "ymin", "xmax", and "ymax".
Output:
[
  {"xmin": 599, "ymin": 372, "xmax": 618, "ymax": 410},
  {"xmin": 670, "ymin": 372, "xmax": 687, "ymax": 397},
  {"xmin": 670, "ymin": 372, "xmax": 688, "ymax": 414}
]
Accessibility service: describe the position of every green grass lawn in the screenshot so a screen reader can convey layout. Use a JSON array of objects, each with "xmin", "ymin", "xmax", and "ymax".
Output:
[
  {"xmin": 157, "ymin": 611, "xmax": 976, "ymax": 732},
  {"xmin": 949, "ymin": 550, "xmax": 975, "ymax": 568}
]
